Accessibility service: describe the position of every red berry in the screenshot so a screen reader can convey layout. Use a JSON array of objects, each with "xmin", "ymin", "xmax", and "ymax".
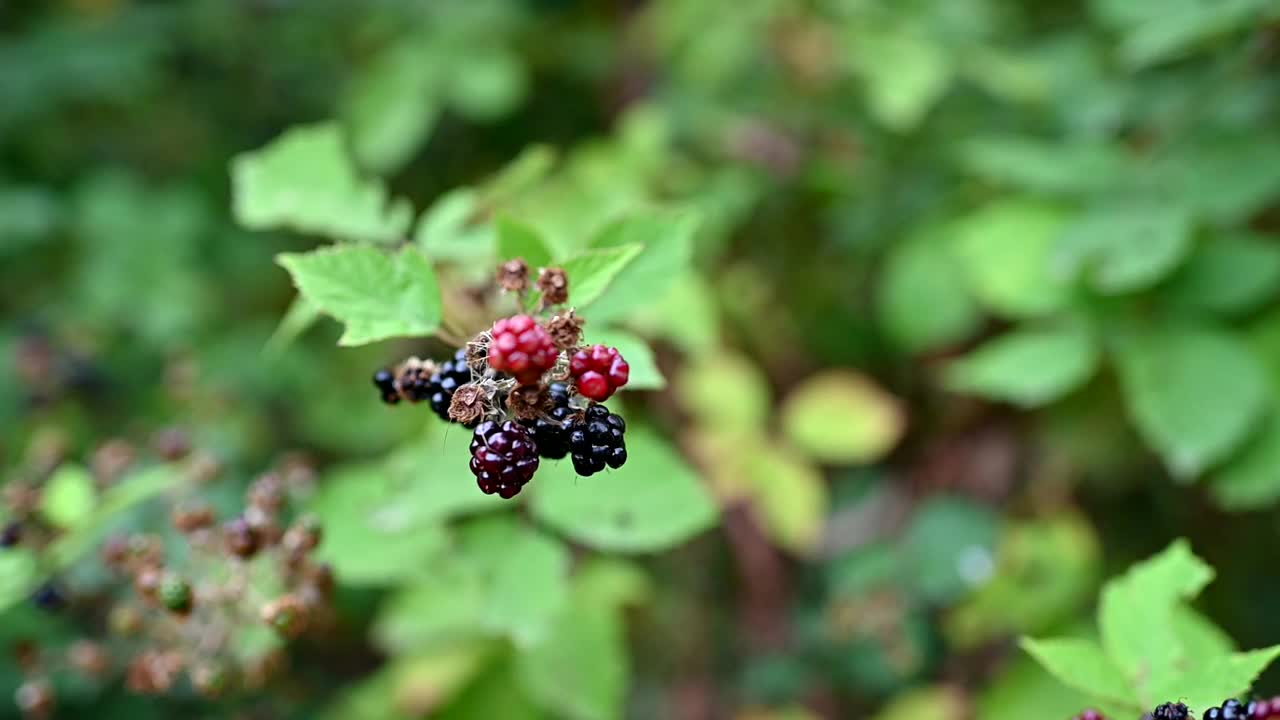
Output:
[
  {"xmin": 488, "ymin": 315, "xmax": 557, "ymax": 385},
  {"xmin": 569, "ymin": 345, "xmax": 629, "ymax": 401}
]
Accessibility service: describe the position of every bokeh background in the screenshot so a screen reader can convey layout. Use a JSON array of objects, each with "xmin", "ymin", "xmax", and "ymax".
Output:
[{"xmin": 3, "ymin": 0, "xmax": 1280, "ymax": 718}]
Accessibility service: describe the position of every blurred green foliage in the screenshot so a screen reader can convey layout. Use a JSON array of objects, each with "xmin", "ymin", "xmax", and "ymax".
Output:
[{"xmin": 4, "ymin": 0, "xmax": 1280, "ymax": 718}]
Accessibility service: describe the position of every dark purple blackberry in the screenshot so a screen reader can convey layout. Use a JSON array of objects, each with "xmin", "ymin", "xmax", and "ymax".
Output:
[
  {"xmin": 524, "ymin": 383, "xmax": 573, "ymax": 459},
  {"xmin": 469, "ymin": 420, "xmax": 540, "ymax": 498},
  {"xmin": 32, "ymin": 582, "xmax": 66, "ymax": 612},
  {"xmin": 1206, "ymin": 707, "xmax": 1223, "ymax": 720},
  {"xmin": 428, "ymin": 349, "xmax": 475, "ymax": 424},
  {"xmin": 1153, "ymin": 703, "xmax": 1190, "ymax": 720},
  {"xmin": 0, "ymin": 521, "xmax": 21, "ymax": 548},
  {"xmin": 373, "ymin": 369, "xmax": 400, "ymax": 405},
  {"xmin": 1221, "ymin": 700, "xmax": 1246, "ymax": 719},
  {"xmin": 568, "ymin": 403, "xmax": 627, "ymax": 477}
]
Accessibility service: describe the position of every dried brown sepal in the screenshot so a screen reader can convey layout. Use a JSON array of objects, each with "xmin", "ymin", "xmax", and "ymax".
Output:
[
  {"xmin": 465, "ymin": 336, "xmax": 492, "ymax": 375},
  {"xmin": 394, "ymin": 356, "xmax": 437, "ymax": 403},
  {"xmin": 248, "ymin": 472, "xmax": 286, "ymax": 514},
  {"xmin": 223, "ymin": 517, "xmax": 260, "ymax": 559},
  {"xmin": 126, "ymin": 650, "xmax": 183, "ymax": 694},
  {"xmin": 171, "ymin": 503, "xmax": 215, "ymax": 533},
  {"xmin": 447, "ymin": 384, "xmax": 488, "ymax": 426},
  {"xmin": 496, "ymin": 257, "xmax": 530, "ymax": 293},
  {"xmin": 281, "ymin": 516, "xmax": 323, "ymax": 564},
  {"xmin": 546, "ymin": 309, "xmax": 585, "ymax": 352},
  {"xmin": 507, "ymin": 384, "xmax": 550, "ymax": 421},
  {"xmin": 91, "ymin": 439, "xmax": 135, "ymax": 485},
  {"xmin": 68, "ymin": 641, "xmax": 110, "ymax": 678},
  {"xmin": 151, "ymin": 427, "xmax": 191, "ymax": 462},
  {"xmin": 133, "ymin": 566, "xmax": 163, "ymax": 604},
  {"xmin": 537, "ymin": 266, "xmax": 570, "ymax": 306}
]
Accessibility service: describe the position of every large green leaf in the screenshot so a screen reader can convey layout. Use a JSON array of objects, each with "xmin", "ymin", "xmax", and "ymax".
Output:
[
  {"xmin": 342, "ymin": 42, "xmax": 440, "ymax": 174},
  {"xmin": 277, "ymin": 244, "xmax": 442, "ymax": 346},
  {"xmin": 231, "ymin": 123, "xmax": 413, "ymax": 243},
  {"xmin": 1149, "ymin": 646, "xmax": 1280, "ymax": 715},
  {"xmin": 1210, "ymin": 413, "xmax": 1280, "ymax": 509},
  {"xmin": 1055, "ymin": 203, "xmax": 1194, "ymax": 294},
  {"xmin": 944, "ymin": 324, "xmax": 1099, "ymax": 407},
  {"xmin": 877, "ymin": 232, "xmax": 982, "ymax": 352},
  {"xmin": 1163, "ymin": 234, "xmax": 1280, "ymax": 316},
  {"xmin": 958, "ymin": 137, "xmax": 1129, "ymax": 195},
  {"xmin": 1019, "ymin": 637, "xmax": 1134, "ymax": 707},
  {"xmin": 531, "ymin": 424, "xmax": 717, "ymax": 553},
  {"xmin": 516, "ymin": 598, "xmax": 626, "ymax": 720},
  {"xmin": 497, "ymin": 217, "xmax": 553, "ymax": 269},
  {"xmin": 1114, "ymin": 326, "xmax": 1269, "ymax": 477},
  {"xmin": 951, "ymin": 200, "xmax": 1071, "ymax": 318},
  {"xmin": 584, "ymin": 211, "xmax": 698, "ymax": 322},
  {"xmin": 780, "ymin": 371, "xmax": 905, "ymax": 464},
  {"xmin": 542, "ymin": 244, "xmax": 644, "ymax": 309}
]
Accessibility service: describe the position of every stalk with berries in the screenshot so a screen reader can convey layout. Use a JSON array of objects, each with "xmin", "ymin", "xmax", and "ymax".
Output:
[
  {"xmin": 371, "ymin": 258, "xmax": 632, "ymax": 498},
  {"xmin": 1072, "ymin": 696, "xmax": 1280, "ymax": 720}
]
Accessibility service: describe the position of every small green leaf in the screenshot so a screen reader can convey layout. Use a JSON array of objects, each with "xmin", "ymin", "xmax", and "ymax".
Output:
[
  {"xmin": 0, "ymin": 551, "xmax": 38, "ymax": 614},
  {"xmin": 944, "ymin": 324, "xmax": 1099, "ymax": 407},
  {"xmin": 231, "ymin": 123, "xmax": 413, "ymax": 243},
  {"xmin": 581, "ymin": 328, "xmax": 664, "ymax": 391},
  {"xmin": 415, "ymin": 188, "xmax": 494, "ymax": 263},
  {"xmin": 277, "ymin": 245, "xmax": 442, "ymax": 346},
  {"xmin": 1055, "ymin": 202, "xmax": 1194, "ymax": 294},
  {"xmin": 739, "ymin": 440, "xmax": 828, "ymax": 556},
  {"xmin": 952, "ymin": 200, "xmax": 1072, "ymax": 318},
  {"xmin": 781, "ymin": 371, "xmax": 905, "ymax": 464},
  {"xmin": 1210, "ymin": 413, "xmax": 1280, "ymax": 509},
  {"xmin": 958, "ymin": 137, "xmax": 1128, "ymax": 195},
  {"xmin": 1163, "ymin": 234, "xmax": 1280, "ymax": 316},
  {"xmin": 516, "ymin": 599, "xmax": 626, "ymax": 720},
  {"xmin": 342, "ymin": 42, "xmax": 440, "ymax": 174},
  {"xmin": 585, "ymin": 211, "xmax": 698, "ymax": 322},
  {"xmin": 40, "ymin": 463, "xmax": 96, "ymax": 530},
  {"xmin": 877, "ymin": 231, "xmax": 982, "ymax": 352},
  {"xmin": 849, "ymin": 25, "xmax": 951, "ymax": 131},
  {"xmin": 497, "ymin": 218, "xmax": 553, "ymax": 269},
  {"xmin": 550, "ymin": 244, "xmax": 644, "ymax": 309},
  {"xmin": 679, "ymin": 351, "xmax": 771, "ymax": 434},
  {"xmin": 531, "ymin": 424, "xmax": 717, "ymax": 553},
  {"xmin": 1019, "ymin": 637, "xmax": 1135, "ymax": 706},
  {"xmin": 1114, "ymin": 326, "xmax": 1268, "ymax": 477}
]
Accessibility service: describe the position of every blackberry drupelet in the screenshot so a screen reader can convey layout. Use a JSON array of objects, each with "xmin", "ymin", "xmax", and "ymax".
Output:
[
  {"xmin": 428, "ymin": 349, "xmax": 475, "ymax": 424},
  {"xmin": 469, "ymin": 420, "xmax": 540, "ymax": 498},
  {"xmin": 372, "ymin": 369, "xmax": 399, "ymax": 404},
  {"xmin": 568, "ymin": 403, "xmax": 627, "ymax": 477},
  {"xmin": 524, "ymin": 383, "xmax": 574, "ymax": 459}
]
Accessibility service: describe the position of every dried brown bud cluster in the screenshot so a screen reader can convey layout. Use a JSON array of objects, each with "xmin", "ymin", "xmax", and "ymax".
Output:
[
  {"xmin": 546, "ymin": 309, "xmax": 585, "ymax": 351},
  {"xmin": 496, "ymin": 257, "xmax": 530, "ymax": 293},
  {"xmin": 537, "ymin": 266, "xmax": 570, "ymax": 306}
]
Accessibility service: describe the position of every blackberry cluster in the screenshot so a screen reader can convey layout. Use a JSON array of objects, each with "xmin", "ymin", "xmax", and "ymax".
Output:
[
  {"xmin": 469, "ymin": 421, "xmax": 540, "ymax": 498},
  {"xmin": 372, "ymin": 370, "xmax": 399, "ymax": 405},
  {"xmin": 524, "ymin": 383, "xmax": 574, "ymax": 459},
  {"xmin": 426, "ymin": 349, "xmax": 475, "ymax": 424},
  {"xmin": 568, "ymin": 404, "xmax": 627, "ymax": 477},
  {"xmin": 1203, "ymin": 697, "xmax": 1280, "ymax": 718}
]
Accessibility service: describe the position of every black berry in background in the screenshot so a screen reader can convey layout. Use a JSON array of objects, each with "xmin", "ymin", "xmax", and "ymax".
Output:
[
  {"xmin": 372, "ymin": 370, "xmax": 400, "ymax": 405},
  {"xmin": 32, "ymin": 582, "xmax": 66, "ymax": 612},
  {"xmin": 0, "ymin": 521, "xmax": 21, "ymax": 548},
  {"xmin": 428, "ymin": 349, "xmax": 474, "ymax": 424},
  {"xmin": 396, "ymin": 362, "xmax": 434, "ymax": 403},
  {"xmin": 525, "ymin": 383, "xmax": 573, "ymax": 459},
  {"xmin": 1153, "ymin": 702, "xmax": 1190, "ymax": 720},
  {"xmin": 1221, "ymin": 700, "xmax": 1246, "ymax": 719},
  {"xmin": 469, "ymin": 420, "xmax": 540, "ymax": 498},
  {"xmin": 568, "ymin": 403, "xmax": 627, "ymax": 477},
  {"xmin": 1206, "ymin": 707, "xmax": 1223, "ymax": 720}
]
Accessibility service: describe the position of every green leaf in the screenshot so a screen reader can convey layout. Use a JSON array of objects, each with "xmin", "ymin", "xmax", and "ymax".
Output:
[
  {"xmin": 1055, "ymin": 203, "xmax": 1194, "ymax": 294},
  {"xmin": 877, "ymin": 232, "xmax": 982, "ymax": 352},
  {"xmin": 739, "ymin": 441, "xmax": 828, "ymax": 556},
  {"xmin": 679, "ymin": 351, "xmax": 771, "ymax": 434},
  {"xmin": 1092, "ymin": 0, "xmax": 1271, "ymax": 68},
  {"xmin": 374, "ymin": 516, "xmax": 570, "ymax": 650},
  {"xmin": 516, "ymin": 599, "xmax": 626, "ymax": 720},
  {"xmin": 1114, "ymin": 327, "xmax": 1269, "ymax": 477},
  {"xmin": 548, "ymin": 244, "xmax": 644, "ymax": 309},
  {"xmin": 849, "ymin": 25, "xmax": 951, "ymax": 131},
  {"xmin": 581, "ymin": 328, "xmax": 665, "ymax": 391},
  {"xmin": 944, "ymin": 324, "xmax": 1099, "ymax": 407},
  {"xmin": 958, "ymin": 137, "xmax": 1129, "ymax": 195},
  {"xmin": 231, "ymin": 123, "xmax": 413, "ymax": 243},
  {"xmin": 39, "ymin": 463, "xmax": 95, "ymax": 530},
  {"xmin": 415, "ymin": 188, "xmax": 495, "ymax": 263},
  {"xmin": 584, "ymin": 211, "xmax": 698, "ymax": 322},
  {"xmin": 780, "ymin": 371, "xmax": 905, "ymax": 464},
  {"xmin": 900, "ymin": 497, "xmax": 1001, "ymax": 603},
  {"xmin": 1098, "ymin": 539, "xmax": 1214, "ymax": 702},
  {"xmin": 342, "ymin": 42, "xmax": 440, "ymax": 174},
  {"xmin": 1163, "ymin": 234, "xmax": 1280, "ymax": 316},
  {"xmin": 47, "ymin": 463, "xmax": 185, "ymax": 571},
  {"xmin": 1211, "ymin": 413, "xmax": 1280, "ymax": 509},
  {"xmin": 871, "ymin": 686, "xmax": 968, "ymax": 720},
  {"xmin": 531, "ymin": 424, "xmax": 717, "ymax": 553},
  {"xmin": 264, "ymin": 293, "xmax": 323, "ymax": 355},
  {"xmin": 978, "ymin": 655, "xmax": 1098, "ymax": 720},
  {"xmin": 1019, "ymin": 637, "xmax": 1135, "ymax": 706},
  {"xmin": 497, "ymin": 218, "xmax": 553, "ymax": 269},
  {"xmin": 0, "ymin": 551, "xmax": 38, "ymax": 614},
  {"xmin": 277, "ymin": 245, "xmax": 442, "ymax": 346},
  {"xmin": 1151, "ymin": 646, "xmax": 1280, "ymax": 714},
  {"xmin": 435, "ymin": 657, "xmax": 545, "ymax": 720},
  {"xmin": 443, "ymin": 47, "xmax": 527, "ymax": 121},
  {"xmin": 951, "ymin": 200, "xmax": 1071, "ymax": 318}
]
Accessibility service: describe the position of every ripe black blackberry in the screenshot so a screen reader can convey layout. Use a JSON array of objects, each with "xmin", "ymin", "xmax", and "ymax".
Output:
[
  {"xmin": 32, "ymin": 582, "xmax": 66, "ymax": 612},
  {"xmin": 568, "ymin": 403, "xmax": 627, "ymax": 477},
  {"xmin": 524, "ymin": 383, "xmax": 574, "ymax": 459},
  {"xmin": 372, "ymin": 370, "xmax": 399, "ymax": 405},
  {"xmin": 1153, "ymin": 702, "xmax": 1189, "ymax": 720},
  {"xmin": 469, "ymin": 420, "xmax": 540, "ymax": 498},
  {"xmin": 428, "ymin": 349, "xmax": 475, "ymax": 424}
]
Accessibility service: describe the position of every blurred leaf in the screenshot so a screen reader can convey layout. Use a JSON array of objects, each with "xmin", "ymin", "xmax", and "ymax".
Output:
[
  {"xmin": 581, "ymin": 328, "xmax": 665, "ymax": 391},
  {"xmin": 1098, "ymin": 539, "xmax": 1213, "ymax": 703},
  {"xmin": 585, "ymin": 211, "xmax": 699, "ymax": 323},
  {"xmin": 277, "ymin": 245, "xmax": 441, "ymax": 346},
  {"xmin": 1158, "ymin": 138, "xmax": 1280, "ymax": 224},
  {"xmin": 978, "ymin": 655, "xmax": 1097, "ymax": 720},
  {"xmin": 0, "ymin": 551, "xmax": 38, "ymax": 615},
  {"xmin": 571, "ymin": 558, "xmax": 651, "ymax": 611},
  {"xmin": 435, "ymin": 657, "xmax": 545, "ymax": 720},
  {"xmin": 540, "ymin": 244, "xmax": 644, "ymax": 310},
  {"xmin": 482, "ymin": 146, "xmax": 558, "ymax": 204},
  {"xmin": 497, "ymin": 218, "xmax": 553, "ymax": 269},
  {"xmin": 375, "ymin": 516, "xmax": 569, "ymax": 651},
  {"xmin": 849, "ymin": 25, "xmax": 951, "ymax": 131},
  {"xmin": 877, "ymin": 232, "xmax": 982, "ymax": 352},
  {"xmin": 781, "ymin": 371, "xmax": 905, "ymax": 464},
  {"xmin": 48, "ymin": 464, "xmax": 184, "ymax": 571},
  {"xmin": 958, "ymin": 137, "xmax": 1128, "ymax": 195},
  {"xmin": 871, "ymin": 686, "xmax": 967, "ymax": 720},
  {"xmin": 952, "ymin": 200, "xmax": 1071, "ymax": 318},
  {"xmin": 1163, "ymin": 234, "xmax": 1280, "ymax": 316},
  {"xmin": 679, "ymin": 351, "xmax": 771, "ymax": 434},
  {"xmin": 232, "ymin": 123, "xmax": 413, "ymax": 243},
  {"xmin": 516, "ymin": 597, "xmax": 627, "ymax": 720},
  {"xmin": 39, "ymin": 463, "xmax": 95, "ymax": 530},
  {"xmin": 265, "ymin": 293, "xmax": 323, "ymax": 356},
  {"xmin": 900, "ymin": 497, "xmax": 1000, "ymax": 603},
  {"xmin": 0, "ymin": 185, "xmax": 61, "ymax": 253},
  {"xmin": 342, "ymin": 43, "xmax": 439, "ymax": 174},
  {"xmin": 444, "ymin": 48, "xmax": 527, "ymax": 121},
  {"xmin": 531, "ymin": 424, "xmax": 717, "ymax": 553},
  {"xmin": 1210, "ymin": 413, "xmax": 1280, "ymax": 509},
  {"xmin": 740, "ymin": 441, "xmax": 828, "ymax": 556},
  {"xmin": 628, "ymin": 272, "xmax": 720, "ymax": 355},
  {"xmin": 416, "ymin": 188, "xmax": 495, "ymax": 263},
  {"xmin": 321, "ymin": 641, "xmax": 492, "ymax": 720},
  {"xmin": 1055, "ymin": 202, "xmax": 1194, "ymax": 294},
  {"xmin": 944, "ymin": 324, "xmax": 1099, "ymax": 407},
  {"xmin": 1019, "ymin": 638, "xmax": 1134, "ymax": 706},
  {"xmin": 1114, "ymin": 326, "xmax": 1268, "ymax": 477},
  {"xmin": 1091, "ymin": 0, "xmax": 1271, "ymax": 67}
]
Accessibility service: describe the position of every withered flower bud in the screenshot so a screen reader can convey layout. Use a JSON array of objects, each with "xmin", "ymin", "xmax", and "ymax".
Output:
[
  {"xmin": 537, "ymin": 266, "xmax": 570, "ymax": 306},
  {"xmin": 546, "ymin": 309, "xmax": 584, "ymax": 352},
  {"xmin": 151, "ymin": 427, "xmax": 191, "ymax": 462},
  {"xmin": 261, "ymin": 594, "xmax": 310, "ymax": 639},
  {"xmin": 506, "ymin": 384, "xmax": 550, "ymax": 421},
  {"xmin": 223, "ymin": 517, "xmax": 260, "ymax": 559},
  {"xmin": 447, "ymin": 384, "xmax": 488, "ymax": 427},
  {"xmin": 496, "ymin": 258, "xmax": 530, "ymax": 293}
]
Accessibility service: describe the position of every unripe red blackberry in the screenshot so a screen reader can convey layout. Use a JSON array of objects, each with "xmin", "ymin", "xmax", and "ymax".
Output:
[
  {"xmin": 428, "ymin": 349, "xmax": 477, "ymax": 424},
  {"xmin": 469, "ymin": 420, "xmax": 540, "ymax": 498},
  {"xmin": 488, "ymin": 315, "xmax": 557, "ymax": 386},
  {"xmin": 372, "ymin": 369, "xmax": 400, "ymax": 404},
  {"xmin": 567, "ymin": 403, "xmax": 627, "ymax": 476},
  {"xmin": 569, "ymin": 344, "xmax": 629, "ymax": 401},
  {"xmin": 1072, "ymin": 711, "xmax": 1104, "ymax": 720}
]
